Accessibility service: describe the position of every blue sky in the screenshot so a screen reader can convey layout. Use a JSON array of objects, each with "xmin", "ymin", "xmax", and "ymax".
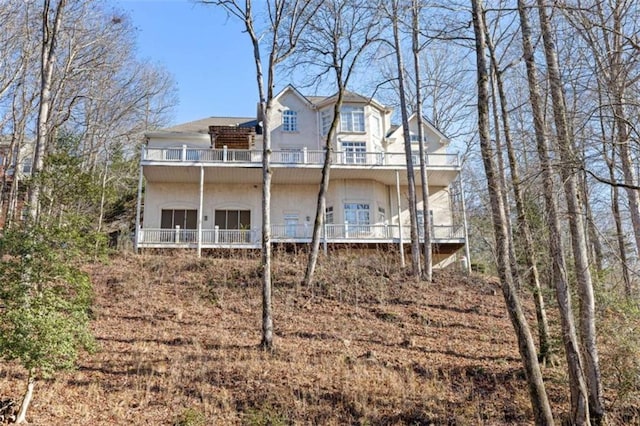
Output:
[{"xmin": 113, "ymin": 0, "xmax": 261, "ymax": 125}]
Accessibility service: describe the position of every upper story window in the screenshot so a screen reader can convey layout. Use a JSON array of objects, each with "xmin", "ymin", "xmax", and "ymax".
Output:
[
  {"xmin": 22, "ymin": 158, "xmax": 32, "ymax": 174},
  {"xmin": 340, "ymin": 106, "xmax": 365, "ymax": 132},
  {"xmin": 282, "ymin": 110, "xmax": 298, "ymax": 132},
  {"xmin": 321, "ymin": 109, "xmax": 332, "ymax": 135},
  {"xmin": 410, "ymin": 132, "xmax": 427, "ymax": 143}
]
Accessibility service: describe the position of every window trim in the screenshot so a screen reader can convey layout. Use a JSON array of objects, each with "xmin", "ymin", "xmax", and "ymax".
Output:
[
  {"xmin": 340, "ymin": 106, "xmax": 365, "ymax": 133},
  {"xmin": 282, "ymin": 109, "xmax": 298, "ymax": 132}
]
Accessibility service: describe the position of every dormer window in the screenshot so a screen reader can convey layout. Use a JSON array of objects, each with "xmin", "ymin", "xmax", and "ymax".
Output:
[
  {"xmin": 282, "ymin": 110, "xmax": 298, "ymax": 132},
  {"xmin": 340, "ymin": 106, "xmax": 365, "ymax": 132}
]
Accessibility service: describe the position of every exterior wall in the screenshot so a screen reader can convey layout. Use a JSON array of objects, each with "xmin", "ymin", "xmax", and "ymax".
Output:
[
  {"xmin": 270, "ymin": 91, "xmax": 319, "ymax": 151},
  {"xmin": 144, "ymin": 182, "xmax": 261, "ymax": 230},
  {"xmin": 325, "ymin": 179, "xmax": 390, "ymax": 225},
  {"xmin": 395, "ymin": 185, "xmax": 453, "ymax": 227},
  {"xmin": 144, "ymin": 179, "xmax": 457, "ymax": 232}
]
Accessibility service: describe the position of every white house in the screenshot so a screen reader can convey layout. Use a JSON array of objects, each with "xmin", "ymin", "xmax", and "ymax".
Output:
[{"xmin": 135, "ymin": 86, "xmax": 468, "ymax": 266}]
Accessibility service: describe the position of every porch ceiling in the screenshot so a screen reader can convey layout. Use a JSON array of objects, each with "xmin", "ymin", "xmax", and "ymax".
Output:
[{"xmin": 143, "ymin": 164, "xmax": 458, "ymax": 187}]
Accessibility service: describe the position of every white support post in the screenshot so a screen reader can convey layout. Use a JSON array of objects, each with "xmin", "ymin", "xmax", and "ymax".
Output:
[
  {"xmin": 303, "ymin": 147, "xmax": 308, "ymax": 164},
  {"xmin": 223, "ymin": 145, "xmax": 228, "ymax": 162},
  {"xmin": 175, "ymin": 225, "xmax": 180, "ymax": 243},
  {"xmin": 323, "ymin": 221, "xmax": 328, "ymax": 255},
  {"xmin": 214, "ymin": 225, "xmax": 219, "ymax": 244},
  {"xmin": 458, "ymin": 169, "xmax": 472, "ymax": 274},
  {"xmin": 134, "ymin": 144, "xmax": 145, "ymax": 254},
  {"xmin": 197, "ymin": 165, "xmax": 204, "ymax": 258},
  {"xmin": 182, "ymin": 144, "xmax": 187, "ymax": 161},
  {"xmin": 396, "ymin": 170, "xmax": 405, "ymax": 267},
  {"xmin": 344, "ymin": 221, "xmax": 349, "ymax": 239}
]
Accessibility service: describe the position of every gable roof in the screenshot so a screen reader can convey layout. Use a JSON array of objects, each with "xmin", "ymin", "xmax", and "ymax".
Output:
[
  {"xmin": 273, "ymin": 85, "xmax": 315, "ymax": 108},
  {"xmin": 387, "ymin": 113, "xmax": 449, "ymax": 144},
  {"xmin": 311, "ymin": 90, "xmax": 391, "ymax": 113}
]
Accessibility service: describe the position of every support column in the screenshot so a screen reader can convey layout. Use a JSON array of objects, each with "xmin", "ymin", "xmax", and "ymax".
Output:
[
  {"xmin": 396, "ymin": 170, "xmax": 405, "ymax": 267},
  {"xmin": 458, "ymin": 171, "xmax": 472, "ymax": 274},
  {"xmin": 197, "ymin": 165, "xmax": 204, "ymax": 258},
  {"xmin": 134, "ymin": 144, "xmax": 145, "ymax": 254}
]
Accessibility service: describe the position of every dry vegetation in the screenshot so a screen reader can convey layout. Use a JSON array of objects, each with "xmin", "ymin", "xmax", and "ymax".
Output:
[{"xmin": 1, "ymin": 249, "xmax": 638, "ymax": 425}]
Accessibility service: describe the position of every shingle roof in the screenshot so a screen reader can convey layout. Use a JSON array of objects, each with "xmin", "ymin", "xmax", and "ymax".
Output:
[{"xmin": 166, "ymin": 117, "xmax": 258, "ymax": 134}]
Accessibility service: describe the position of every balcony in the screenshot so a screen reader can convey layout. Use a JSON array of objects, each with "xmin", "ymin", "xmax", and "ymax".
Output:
[
  {"xmin": 137, "ymin": 223, "xmax": 465, "ymax": 249},
  {"xmin": 142, "ymin": 146, "xmax": 460, "ymax": 169}
]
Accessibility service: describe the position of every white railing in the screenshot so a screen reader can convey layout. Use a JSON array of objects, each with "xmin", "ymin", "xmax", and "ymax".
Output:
[
  {"xmin": 143, "ymin": 146, "xmax": 459, "ymax": 168},
  {"xmin": 138, "ymin": 224, "xmax": 464, "ymax": 246}
]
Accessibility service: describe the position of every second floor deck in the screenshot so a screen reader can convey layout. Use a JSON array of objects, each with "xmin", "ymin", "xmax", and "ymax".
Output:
[{"xmin": 142, "ymin": 146, "xmax": 461, "ymax": 187}]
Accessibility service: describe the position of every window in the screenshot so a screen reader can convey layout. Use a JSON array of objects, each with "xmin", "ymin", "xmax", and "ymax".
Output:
[
  {"xmin": 321, "ymin": 109, "xmax": 332, "ymax": 135},
  {"xmin": 214, "ymin": 209, "xmax": 251, "ymax": 229},
  {"xmin": 161, "ymin": 209, "xmax": 197, "ymax": 242},
  {"xmin": 161, "ymin": 209, "xmax": 197, "ymax": 229},
  {"xmin": 282, "ymin": 110, "xmax": 298, "ymax": 132},
  {"xmin": 378, "ymin": 206, "xmax": 386, "ymax": 222},
  {"xmin": 325, "ymin": 206, "xmax": 334, "ymax": 224},
  {"xmin": 342, "ymin": 141, "xmax": 366, "ymax": 164},
  {"xmin": 345, "ymin": 203, "xmax": 370, "ymax": 225},
  {"xmin": 22, "ymin": 158, "xmax": 32, "ymax": 174},
  {"xmin": 284, "ymin": 214, "xmax": 299, "ymax": 238},
  {"xmin": 410, "ymin": 132, "xmax": 427, "ymax": 143},
  {"xmin": 340, "ymin": 106, "xmax": 365, "ymax": 132},
  {"xmin": 344, "ymin": 203, "xmax": 370, "ymax": 236}
]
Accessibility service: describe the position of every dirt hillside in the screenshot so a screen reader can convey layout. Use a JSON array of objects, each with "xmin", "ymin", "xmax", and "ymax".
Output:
[{"xmin": 1, "ymin": 251, "xmax": 572, "ymax": 425}]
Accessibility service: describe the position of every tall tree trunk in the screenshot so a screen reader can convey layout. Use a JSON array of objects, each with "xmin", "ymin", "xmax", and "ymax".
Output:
[
  {"xmin": 471, "ymin": 2, "xmax": 554, "ymax": 424},
  {"xmin": 392, "ymin": 0, "xmax": 421, "ymax": 279},
  {"xmin": 486, "ymin": 31, "xmax": 551, "ymax": 364},
  {"xmin": 412, "ymin": 0, "xmax": 432, "ymax": 282},
  {"xmin": 518, "ymin": 1, "xmax": 591, "ymax": 423},
  {"xmin": 28, "ymin": 0, "xmax": 66, "ymax": 222},
  {"xmin": 304, "ymin": 93, "xmax": 343, "ymax": 285},
  {"xmin": 536, "ymin": 1, "xmax": 604, "ymax": 422},
  {"xmin": 488, "ymin": 63, "xmax": 520, "ymax": 288}
]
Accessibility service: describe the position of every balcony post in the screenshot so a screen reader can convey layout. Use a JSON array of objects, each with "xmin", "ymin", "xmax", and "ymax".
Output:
[
  {"xmin": 197, "ymin": 165, "xmax": 204, "ymax": 258},
  {"xmin": 223, "ymin": 145, "xmax": 228, "ymax": 162},
  {"xmin": 344, "ymin": 221, "xmax": 349, "ymax": 239},
  {"xmin": 303, "ymin": 147, "xmax": 308, "ymax": 164},
  {"xmin": 214, "ymin": 225, "xmax": 219, "ymax": 244},
  {"xmin": 323, "ymin": 221, "xmax": 328, "ymax": 255},
  {"xmin": 182, "ymin": 144, "xmax": 187, "ymax": 161},
  {"xmin": 396, "ymin": 170, "xmax": 405, "ymax": 267},
  {"xmin": 134, "ymin": 144, "xmax": 145, "ymax": 254},
  {"xmin": 458, "ymin": 177, "xmax": 472, "ymax": 274},
  {"xmin": 175, "ymin": 225, "xmax": 181, "ymax": 243}
]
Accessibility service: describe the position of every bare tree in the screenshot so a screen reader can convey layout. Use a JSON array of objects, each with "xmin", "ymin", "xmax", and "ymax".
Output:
[
  {"xmin": 484, "ymin": 7, "xmax": 551, "ymax": 364},
  {"xmin": 388, "ymin": 0, "xmax": 421, "ymax": 279},
  {"xmin": 205, "ymin": 0, "xmax": 316, "ymax": 349},
  {"xmin": 517, "ymin": 1, "xmax": 591, "ymax": 423},
  {"xmin": 536, "ymin": 1, "xmax": 604, "ymax": 422},
  {"xmin": 301, "ymin": 0, "xmax": 382, "ymax": 285},
  {"xmin": 412, "ymin": 0, "xmax": 433, "ymax": 281},
  {"xmin": 470, "ymin": 1, "xmax": 554, "ymax": 423},
  {"xmin": 28, "ymin": 0, "xmax": 67, "ymax": 222}
]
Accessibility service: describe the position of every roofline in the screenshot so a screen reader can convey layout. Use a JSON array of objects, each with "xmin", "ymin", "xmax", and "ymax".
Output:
[
  {"xmin": 145, "ymin": 131, "xmax": 211, "ymax": 141},
  {"xmin": 314, "ymin": 92, "xmax": 392, "ymax": 113},
  {"xmin": 274, "ymin": 85, "xmax": 316, "ymax": 109}
]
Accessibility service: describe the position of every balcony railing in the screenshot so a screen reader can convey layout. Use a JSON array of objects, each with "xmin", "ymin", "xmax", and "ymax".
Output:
[
  {"xmin": 137, "ymin": 224, "xmax": 464, "ymax": 247},
  {"xmin": 143, "ymin": 146, "xmax": 459, "ymax": 168}
]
